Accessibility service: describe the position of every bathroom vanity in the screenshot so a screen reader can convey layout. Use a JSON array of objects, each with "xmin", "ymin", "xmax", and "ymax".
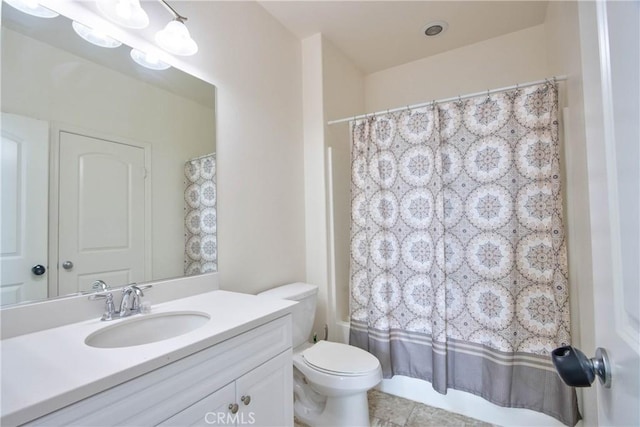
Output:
[{"xmin": 0, "ymin": 290, "xmax": 295, "ymax": 426}]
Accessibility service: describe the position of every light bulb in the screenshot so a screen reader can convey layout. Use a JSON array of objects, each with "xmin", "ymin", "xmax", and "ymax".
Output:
[
  {"xmin": 115, "ymin": 1, "xmax": 132, "ymax": 21},
  {"xmin": 4, "ymin": 0, "xmax": 59, "ymax": 18},
  {"xmin": 72, "ymin": 21, "xmax": 122, "ymax": 49},
  {"xmin": 155, "ymin": 19, "xmax": 198, "ymax": 56},
  {"xmin": 96, "ymin": 0, "xmax": 149, "ymax": 29},
  {"xmin": 130, "ymin": 49, "xmax": 170, "ymax": 71}
]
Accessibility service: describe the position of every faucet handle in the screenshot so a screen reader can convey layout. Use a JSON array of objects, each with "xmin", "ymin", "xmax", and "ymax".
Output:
[
  {"xmin": 89, "ymin": 291, "xmax": 117, "ymax": 320},
  {"xmin": 122, "ymin": 283, "xmax": 144, "ymax": 295},
  {"xmin": 131, "ymin": 284, "xmax": 144, "ymax": 297},
  {"xmin": 100, "ymin": 293, "xmax": 117, "ymax": 321},
  {"xmin": 91, "ymin": 280, "xmax": 110, "ymax": 292}
]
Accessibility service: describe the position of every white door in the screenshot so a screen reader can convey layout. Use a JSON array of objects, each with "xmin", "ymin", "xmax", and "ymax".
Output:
[
  {"xmin": 58, "ymin": 131, "xmax": 147, "ymax": 295},
  {"xmin": 0, "ymin": 113, "xmax": 49, "ymax": 304},
  {"xmin": 583, "ymin": 1, "xmax": 640, "ymax": 425}
]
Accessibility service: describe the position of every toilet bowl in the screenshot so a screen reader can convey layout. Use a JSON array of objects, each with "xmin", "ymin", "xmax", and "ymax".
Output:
[
  {"xmin": 258, "ymin": 283, "xmax": 382, "ymax": 427},
  {"xmin": 293, "ymin": 341, "xmax": 382, "ymax": 426}
]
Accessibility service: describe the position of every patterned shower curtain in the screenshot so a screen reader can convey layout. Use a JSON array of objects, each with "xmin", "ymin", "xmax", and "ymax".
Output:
[
  {"xmin": 184, "ymin": 153, "xmax": 217, "ymax": 275},
  {"xmin": 349, "ymin": 83, "xmax": 579, "ymax": 426}
]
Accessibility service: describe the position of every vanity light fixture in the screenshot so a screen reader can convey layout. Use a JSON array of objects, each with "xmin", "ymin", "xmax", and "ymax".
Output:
[
  {"xmin": 96, "ymin": 0, "xmax": 149, "ymax": 29},
  {"xmin": 155, "ymin": 0, "xmax": 198, "ymax": 56},
  {"xmin": 130, "ymin": 48, "xmax": 171, "ymax": 70},
  {"xmin": 72, "ymin": 21, "xmax": 122, "ymax": 49},
  {"xmin": 4, "ymin": 0, "xmax": 59, "ymax": 18}
]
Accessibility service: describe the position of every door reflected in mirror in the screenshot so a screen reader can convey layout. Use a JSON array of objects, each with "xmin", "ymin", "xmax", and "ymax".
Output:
[{"xmin": 0, "ymin": 5, "xmax": 216, "ymax": 306}]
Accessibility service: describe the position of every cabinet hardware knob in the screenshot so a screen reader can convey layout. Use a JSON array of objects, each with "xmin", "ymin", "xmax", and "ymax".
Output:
[
  {"xmin": 241, "ymin": 395, "xmax": 251, "ymax": 405},
  {"xmin": 62, "ymin": 260, "xmax": 74, "ymax": 270},
  {"xmin": 228, "ymin": 403, "xmax": 239, "ymax": 414}
]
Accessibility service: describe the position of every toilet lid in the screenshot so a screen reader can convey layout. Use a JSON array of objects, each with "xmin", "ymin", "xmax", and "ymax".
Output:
[{"xmin": 302, "ymin": 341, "xmax": 380, "ymax": 375}]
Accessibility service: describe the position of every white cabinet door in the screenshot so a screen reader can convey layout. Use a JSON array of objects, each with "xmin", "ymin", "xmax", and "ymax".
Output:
[
  {"xmin": 160, "ymin": 351, "xmax": 293, "ymax": 427},
  {"xmin": 158, "ymin": 382, "xmax": 236, "ymax": 427},
  {"xmin": 236, "ymin": 351, "xmax": 293, "ymax": 427}
]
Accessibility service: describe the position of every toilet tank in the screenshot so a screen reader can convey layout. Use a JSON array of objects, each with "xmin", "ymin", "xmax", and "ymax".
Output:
[{"xmin": 258, "ymin": 283, "xmax": 318, "ymax": 348}]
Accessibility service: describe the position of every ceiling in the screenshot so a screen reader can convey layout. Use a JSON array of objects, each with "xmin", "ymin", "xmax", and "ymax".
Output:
[{"xmin": 258, "ymin": 1, "xmax": 548, "ymax": 74}]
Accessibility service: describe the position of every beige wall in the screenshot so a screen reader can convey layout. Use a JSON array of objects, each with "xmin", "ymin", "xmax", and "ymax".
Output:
[
  {"xmin": 322, "ymin": 37, "xmax": 365, "ymax": 330},
  {"xmin": 301, "ymin": 33, "xmax": 365, "ymax": 340},
  {"xmin": 302, "ymin": 34, "xmax": 329, "ymax": 339},
  {"xmin": 2, "ymin": 27, "xmax": 214, "ymax": 282},
  {"xmin": 183, "ymin": 2, "xmax": 306, "ymax": 294},
  {"xmin": 545, "ymin": 0, "xmax": 597, "ymax": 424},
  {"xmin": 365, "ymin": 24, "xmax": 549, "ymax": 111}
]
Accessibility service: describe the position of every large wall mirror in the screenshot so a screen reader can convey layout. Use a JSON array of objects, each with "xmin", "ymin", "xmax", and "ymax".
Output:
[{"xmin": 0, "ymin": 4, "xmax": 217, "ymax": 306}]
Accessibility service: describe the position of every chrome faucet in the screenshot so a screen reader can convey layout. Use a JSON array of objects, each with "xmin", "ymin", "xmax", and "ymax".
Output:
[
  {"xmin": 119, "ymin": 284, "xmax": 144, "ymax": 317},
  {"xmin": 89, "ymin": 282, "xmax": 150, "ymax": 321}
]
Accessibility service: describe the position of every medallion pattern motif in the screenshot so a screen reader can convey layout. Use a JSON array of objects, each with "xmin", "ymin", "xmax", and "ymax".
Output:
[
  {"xmin": 350, "ymin": 83, "xmax": 569, "ymax": 357},
  {"xmin": 184, "ymin": 154, "xmax": 217, "ymax": 275}
]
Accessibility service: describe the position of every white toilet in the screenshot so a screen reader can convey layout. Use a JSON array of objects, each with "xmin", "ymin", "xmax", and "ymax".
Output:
[{"xmin": 258, "ymin": 283, "xmax": 382, "ymax": 427}]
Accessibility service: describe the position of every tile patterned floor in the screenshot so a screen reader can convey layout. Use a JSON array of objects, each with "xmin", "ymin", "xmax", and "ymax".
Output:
[{"xmin": 295, "ymin": 389, "xmax": 493, "ymax": 427}]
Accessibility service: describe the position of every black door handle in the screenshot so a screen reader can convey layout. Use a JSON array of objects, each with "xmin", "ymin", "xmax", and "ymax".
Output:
[
  {"xmin": 31, "ymin": 264, "xmax": 46, "ymax": 276},
  {"xmin": 551, "ymin": 346, "xmax": 611, "ymax": 388}
]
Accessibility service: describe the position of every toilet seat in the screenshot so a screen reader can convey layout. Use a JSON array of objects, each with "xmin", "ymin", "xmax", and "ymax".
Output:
[{"xmin": 301, "ymin": 341, "xmax": 380, "ymax": 377}]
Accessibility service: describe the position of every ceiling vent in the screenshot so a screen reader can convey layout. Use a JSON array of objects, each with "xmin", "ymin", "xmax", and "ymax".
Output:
[{"xmin": 423, "ymin": 20, "xmax": 448, "ymax": 37}]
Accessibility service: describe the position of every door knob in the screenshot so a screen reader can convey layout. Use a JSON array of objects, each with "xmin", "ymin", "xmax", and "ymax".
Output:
[
  {"xmin": 62, "ymin": 261, "xmax": 74, "ymax": 270},
  {"xmin": 551, "ymin": 346, "xmax": 611, "ymax": 388},
  {"xmin": 31, "ymin": 264, "xmax": 46, "ymax": 276}
]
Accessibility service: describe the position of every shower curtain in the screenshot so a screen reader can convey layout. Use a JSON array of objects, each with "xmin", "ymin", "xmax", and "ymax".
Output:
[
  {"xmin": 349, "ymin": 83, "xmax": 579, "ymax": 426},
  {"xmin": 184, "ymin": 153, "xmax": 217, "ymax": 275}
]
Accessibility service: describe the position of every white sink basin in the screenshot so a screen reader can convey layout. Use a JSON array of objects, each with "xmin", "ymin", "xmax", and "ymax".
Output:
[{"xmin": 85, "ymin": 311, "xmax": 210, "ymax": 348}]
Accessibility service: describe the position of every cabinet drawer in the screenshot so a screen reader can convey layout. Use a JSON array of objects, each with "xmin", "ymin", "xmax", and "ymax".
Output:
[{"xmin": 28, "ymin": 315, "xmax": 291, "ymax": 426}]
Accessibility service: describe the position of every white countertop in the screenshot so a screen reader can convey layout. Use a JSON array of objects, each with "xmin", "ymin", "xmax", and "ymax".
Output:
[{"xmin": 0, "ymin": 290, "xmax": 296, "ymax": 426}]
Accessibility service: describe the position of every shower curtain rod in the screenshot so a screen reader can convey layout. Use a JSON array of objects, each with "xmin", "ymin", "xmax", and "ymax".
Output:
[
  {"xmin": 326, "ymin": 75, "xmax": 567, "ymax": 125},
  {"xmin": 188, "ymin": 152, "xmax": 215, "ymax": 162}
]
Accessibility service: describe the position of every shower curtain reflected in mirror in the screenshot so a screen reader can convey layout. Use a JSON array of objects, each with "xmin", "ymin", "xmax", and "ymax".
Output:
[
  {"xmin": 184, "ymin": 153, "xmax": 217, "ymax": 275},
  {"xmin": 349, "ymin": 83, "xmax": 579, "ymax": 426}
]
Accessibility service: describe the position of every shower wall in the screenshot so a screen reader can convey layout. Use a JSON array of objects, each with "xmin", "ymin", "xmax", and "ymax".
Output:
[
  {"xmin": 545, "ymin": 0, "xmax": 596, "ymax": 423},
  {"xmin": 364, "ymin": 24, "xmax": 549, "ymax": 111}
]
